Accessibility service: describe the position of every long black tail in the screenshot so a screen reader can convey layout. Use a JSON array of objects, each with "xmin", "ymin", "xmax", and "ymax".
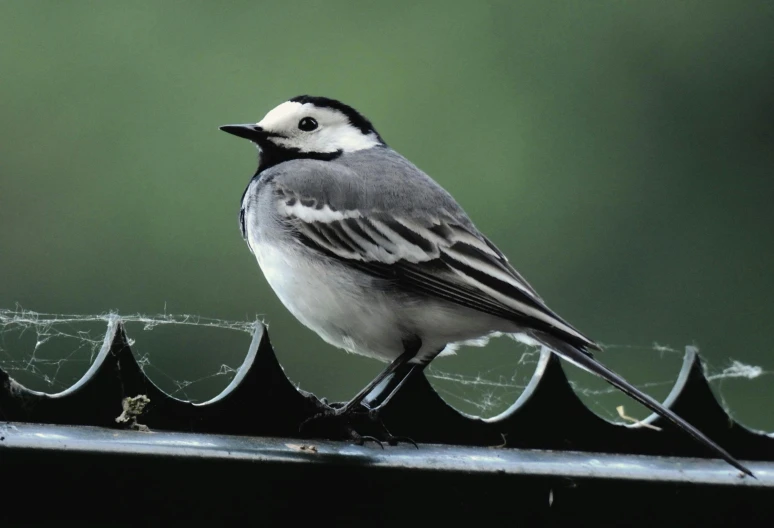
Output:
[{"xmin": 535, "ymin": 332, "xmax": 754, "ymax": 478}]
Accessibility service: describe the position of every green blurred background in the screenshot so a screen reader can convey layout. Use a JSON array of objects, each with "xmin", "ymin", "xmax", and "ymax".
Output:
[{"xmin": 1, "ymin": 1, "xmax": 772, "ymax": 429}]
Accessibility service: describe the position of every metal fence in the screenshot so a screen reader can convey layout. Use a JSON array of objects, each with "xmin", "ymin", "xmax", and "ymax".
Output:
[{"xmin": 1, "ymin": 318, "xmax": 772, "ymax": 525}]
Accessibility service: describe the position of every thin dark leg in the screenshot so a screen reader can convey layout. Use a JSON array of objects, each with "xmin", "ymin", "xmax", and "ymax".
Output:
[
  {"xmin": 362, "ymin": 363, "xmax": 425, "ymax": 410},
  {"xmin": 299, "ymin": 338, "xmax": 423, "ymax": 443},
  {"xmin": 362, "ymin": 362, "xmax": 425, "ymax": 447},
  {"xmin": 335, "ymin": 337, "xmax": 421, "ymax": 415}
]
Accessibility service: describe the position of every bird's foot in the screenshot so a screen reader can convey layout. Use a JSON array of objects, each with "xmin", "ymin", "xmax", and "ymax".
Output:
[{"xmin": 299, "ymin": 403, "xmax": 417, "ymax": 448}]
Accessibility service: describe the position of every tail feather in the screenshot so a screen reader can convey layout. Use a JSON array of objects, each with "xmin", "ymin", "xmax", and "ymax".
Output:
[{"xmin": 535, "ymin": 332, "xmax": 754, "ymax": 478}]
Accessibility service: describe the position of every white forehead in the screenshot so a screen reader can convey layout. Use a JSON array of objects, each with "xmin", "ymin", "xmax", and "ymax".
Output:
[{"xmin": 257, "ymin": 101, "xmax": 348, "ymax": 130}]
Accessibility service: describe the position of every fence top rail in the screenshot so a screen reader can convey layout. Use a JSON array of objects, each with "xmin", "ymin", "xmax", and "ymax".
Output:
[{"xmin": 1, "ymin": 422, "xmax": 771, "ymax": 487}]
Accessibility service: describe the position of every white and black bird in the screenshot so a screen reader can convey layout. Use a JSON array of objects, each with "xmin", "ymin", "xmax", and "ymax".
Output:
[{"xmin": 221, "ymin": 95, "xmax": 752, "ymax": 476}]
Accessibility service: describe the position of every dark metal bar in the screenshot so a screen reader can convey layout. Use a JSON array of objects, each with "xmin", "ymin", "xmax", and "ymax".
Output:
[
  {"xmin": 2, "ymin": 422, "xmax": 772, "ymax": 484},
  {"xmin": 1, "ymin": 423, "xmax": 772, "ymax": 525}
]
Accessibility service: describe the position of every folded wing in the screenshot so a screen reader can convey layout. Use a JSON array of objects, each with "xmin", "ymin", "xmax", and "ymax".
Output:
[{"xmin": 276, "ymin": 188, "xmax": 598, "ymax": 351}]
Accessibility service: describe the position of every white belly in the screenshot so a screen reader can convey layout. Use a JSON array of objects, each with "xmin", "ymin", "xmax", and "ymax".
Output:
[
  {"xmin": 252, "ymin": 240, "xmax": 516, "ymax": 363},
  {"xmin": 254, "ymin": 241, "xmax": 409, "ymax": 361}
]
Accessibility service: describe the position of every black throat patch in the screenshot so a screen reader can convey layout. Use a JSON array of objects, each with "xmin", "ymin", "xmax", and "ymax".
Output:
[
  {"xmin": 256, "ymin": 143, "xmax": 342, "ymax": 175},
  {"xmin": 239, "ymin": 144, "xmax": 343, "ymax": 240}
]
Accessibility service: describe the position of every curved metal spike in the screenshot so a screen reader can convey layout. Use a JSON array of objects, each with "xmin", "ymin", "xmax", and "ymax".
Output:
[
  {"xmin": 648, "ymin": 346, "xmax": 774, "ymax": 460},
  {"xmin": 379, "ymin": 365, "xmax": 502, "ymax": 446},
  {"xmin": 488, "ymin": 347, "xmax": 645, "ymax": 451},
  {"xmin": 379, "ymin": 348, "xmax": 636, "ymax": 449},
  {"xmin": 0, "ymin": 317, "xmax": 136, "ymax": 426},
  {"xmin": 0, "ymin": 319, "xmax": 329, "ymax": 436},
  {"xmin": 148, "ymin": 322, "xmax": 329, "ymax": 435}
]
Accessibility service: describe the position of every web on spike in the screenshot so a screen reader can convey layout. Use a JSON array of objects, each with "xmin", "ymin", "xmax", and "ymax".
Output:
[
  {"xmin": 0, "ymin": 306, "xmax": 770, "ymax": 430},
  {"xmin": 0, "ymin": 306, "xmax": 255, "ymax": 402}
]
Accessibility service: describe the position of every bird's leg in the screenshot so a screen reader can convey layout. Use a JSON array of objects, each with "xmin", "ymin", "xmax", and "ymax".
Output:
[
  {"xmin": 300, "ymin": 337, "xmax": 423, "ymax": 444},
  {"xmin": 361, "ymin": 363, "xmax": 424, "ymax": 411},
  {"xmin": 361, "ymin": 362, "xmax": 425, "ymax": 447},
  {"xmin": 332, "ymin": 347, "xmax": 417, "ymax": 416}
]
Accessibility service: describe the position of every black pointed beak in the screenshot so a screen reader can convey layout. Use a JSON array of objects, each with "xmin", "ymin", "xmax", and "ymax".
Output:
[{"xmin": 219, "ymin": 124, "xmax": 271, "ymax": 142}]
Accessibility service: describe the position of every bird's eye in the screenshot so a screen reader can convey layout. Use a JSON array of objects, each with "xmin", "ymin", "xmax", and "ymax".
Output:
[{"xmin": 298, "ymin": 117, "xmax": 318, "ymax": 131}]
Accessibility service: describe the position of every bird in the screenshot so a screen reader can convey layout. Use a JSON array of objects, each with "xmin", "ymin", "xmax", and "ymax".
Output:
[{"xmin": 220, "ymin": 95, "xmax": 752, "ymax": 477}]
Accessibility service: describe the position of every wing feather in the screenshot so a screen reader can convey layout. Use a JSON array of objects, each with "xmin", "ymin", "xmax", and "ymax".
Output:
[{"xmin": 276, "ymin": 190, "xmax": 597, "ymax": 350}]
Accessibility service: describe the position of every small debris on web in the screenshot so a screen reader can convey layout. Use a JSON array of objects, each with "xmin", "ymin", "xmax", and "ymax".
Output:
[
  {"xmin": 286, "ymin": 443, "xmax": 319, "ymax": 453},
  {"xmin": 616, "ymin": 405, "xmax": 662, "ymax": 431},
  {"xmin": 115, "ymin": 394, "xmax": 151, "ymax": 432},
  {"xmin": 707, "ymin": 360, "xmax": 763, "ymax": 381}
]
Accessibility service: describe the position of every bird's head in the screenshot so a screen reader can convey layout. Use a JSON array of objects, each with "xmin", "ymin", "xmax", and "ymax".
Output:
[{"xmin": 221, "ymin": 95, "xmax": 385, "ymax": 171}]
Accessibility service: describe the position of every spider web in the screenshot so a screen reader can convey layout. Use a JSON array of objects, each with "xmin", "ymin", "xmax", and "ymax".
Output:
[
  {"xmin": 0, "ymin": 307, "xmax": 255, "ymax": 401},
  {"xmin": 429, "ymin": 339, "xmax": 771, "ymax": 432},
  {"xmin": 0, "ymin": 307, "xmax": 770, "ymax": 430}
]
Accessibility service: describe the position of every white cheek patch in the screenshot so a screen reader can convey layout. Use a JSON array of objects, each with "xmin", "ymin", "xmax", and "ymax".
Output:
[
  {"xmin": 319, "ymin": 128, "xmax": 380, "ymax": 153},
  {"xmin": 272, "ymin": 128, "xmax": 380, "ymax": 154},
  {"xmin": 258, "ymin": 102, "xmax": 380, "ymax": 154}
]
